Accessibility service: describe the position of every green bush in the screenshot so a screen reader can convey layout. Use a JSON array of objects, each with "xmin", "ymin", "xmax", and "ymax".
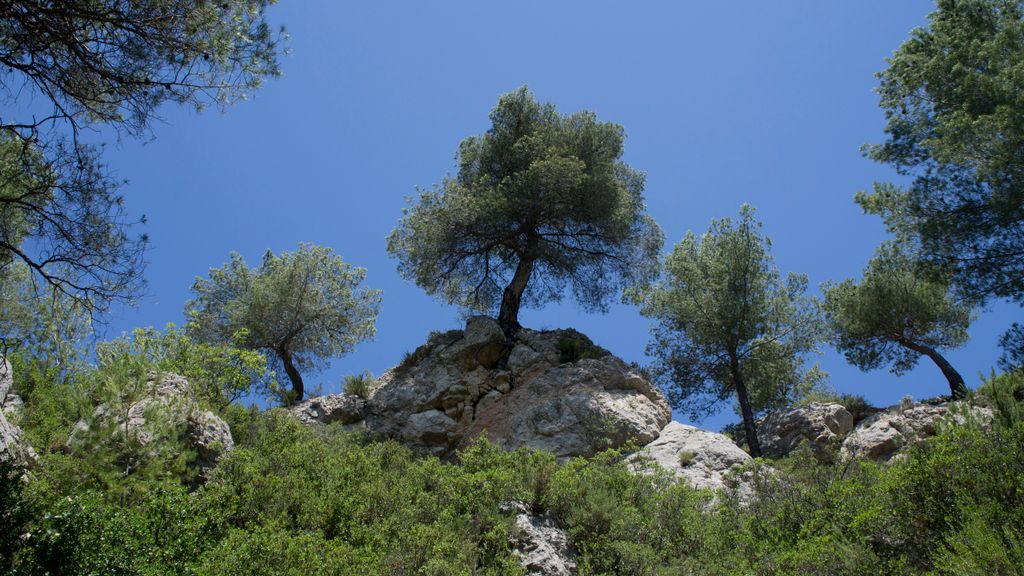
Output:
[
  {"xmin": 343, "ymin": 370, "xmax": 376, "ymax": 398},
  {"xmin": 555, "ymin": 334, "xmax": 605, "ymax": 364}
]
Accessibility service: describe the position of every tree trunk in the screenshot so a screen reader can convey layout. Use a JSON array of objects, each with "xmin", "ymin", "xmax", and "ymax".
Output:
[
  {"xmin": 899, "ymin": 339, "xmax": 968, "ymax": 400},
  {"xmin": 497, "ymin": 239, "xmax": 538, "ymax": 337},
  {"xmin": 731, "ymin": 357, "xmax": 762, "ymax": 458},
  {"xmin": 278, "ymin": 347, "xmax": 305, "ymax": 404}
]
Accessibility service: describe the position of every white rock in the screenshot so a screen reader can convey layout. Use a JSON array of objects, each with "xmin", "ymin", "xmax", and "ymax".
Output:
[
  {"xmin": 505, "ymin": 502, "xmax": 577, "ymax": 576},
  {"xmin": 0, "ymin": 360, "xmax": 36, "ymax": 467},
  {"xmin": 71, "ymin": 372, "xmax": 233, "ymax": 480},
  {"xmin": 841, "ymin": 401, "xmax": 992, "ymax": 462},
  {"xmin": 287, "ymin": 393, "xmax": 365, "ymax": 426},
  {"xmin": 758, "ymin": 402, "xmax": 854, "ymax": 460},
  {"xmin": 631, "ymin": 421, "xmax": 751, "ymax": 493}
]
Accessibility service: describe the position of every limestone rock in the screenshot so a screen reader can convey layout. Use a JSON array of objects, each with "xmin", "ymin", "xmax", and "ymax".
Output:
[
  {"xmin": 72, "ymin": 372, "xmax": 233, "ymax": 480},
  {"xmin": 841, "ymin": 401, "xmax": 992, "ymax": 462},
  {"xmin": 504, "ymin": 501, "xmax": 577, "ymax": 576},
  {"xmin": 461, "ymin": 357, "xmax": 670, "ymax": 459},
  {"xmin": 187, "ymin": 410, "xmax": 235, "ymax": 478},
  {"xmin": 365, "ymin": 317, "xmax": 671, "ymax": 458},
  {"xmin": 0, "ymin": 357, "xmax": 14, "ymax": 412},
  {"xmin": 631, "ymin": 421, "xmax": 751, "ymax": 493},
  {"xmin": 0, "ymin": 360, "xmax": 36, "ymax": 467},
  {"xmin": 758, "ymin": 402, "xmax": 854, "ymax": 460},
  {"xmin": 287, "ymin": 393, "xmax": 365, "ymax": 426}
]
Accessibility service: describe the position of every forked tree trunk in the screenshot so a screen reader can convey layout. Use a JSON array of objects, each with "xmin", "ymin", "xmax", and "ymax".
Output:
[
  {"xmin": 731, "ymin": 357, "xmax": 763, "ymax": 458},
  {"xmin": 497, "ymin": 239, "xmax": 539, "ymax": 337},
  {"xmin": 899, "ymin": 339, "xmax": 968, "ymax": 400},
  {"xmin": 278, "ymin": 347, "xmax": 305, "ymax": 404}
]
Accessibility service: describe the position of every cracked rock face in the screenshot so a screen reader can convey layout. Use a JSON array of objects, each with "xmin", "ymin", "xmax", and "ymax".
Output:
[
  {"xmin": 0, "ymin": 359, "xmax": 37, "ymax": 467},
  {"xmin": 504, "ymin": 501, "xmax": 577, "ymax": 576},
  {"xmin": 363, "ymin": 317, "xmax": 672, "ymax": 458},
  {"xmin": 631, "ymin": 421, "xmax": 752, "ymax": 495},
  {"xmin": 71, "ymin": 372, "xmax": 234, "ymax": 481},
  {"xmin": 757, "ymin": 402, "xmax": 854, "ymax": 461},
  {"xmin": 287, "ymin": 393, "xmax": 366, "ymax": 427},
  {"xmin": 840, "ymin": 401, "xmax": 992, "ymax": 462}
]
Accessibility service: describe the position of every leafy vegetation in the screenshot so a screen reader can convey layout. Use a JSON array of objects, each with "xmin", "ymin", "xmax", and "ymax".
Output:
[
  {"xmin": 387, "ymin": 86, "xmax": 663, "ymax": 336},
  {"xmin": 628, "ymin": 205, "xmax": 825, "ymax": 457},
  {"xmin": 1, "ymin": 2, "xmax": 1022, "ymax": 574},
  {"xmin": 822, "ymin": 242, "xmax": 973, "ymax": 398},
  {"xmin": 3, "ymin": 364, "xmax": 1023, "ymax": 575},
  {"xmin": 0, "ymin": 0, "xmax": 284, "ymax": 314},
  {"xmin": 186, "ymin": 244, "xmax": 382, "ymax": 404}
]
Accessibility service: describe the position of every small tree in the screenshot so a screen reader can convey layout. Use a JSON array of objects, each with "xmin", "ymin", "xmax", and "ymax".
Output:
[
  {"xmin": 628, "ymin": 206, "xmax": 823, "ymax": 457},
  {"xmin": 822, "ymin": 243, "xmax": 972, "ymax": 399},
  {"xmin": 186, "ymin": 244, "xmax": 381, "ymax": 403},
  {"xmin": 387, "ymin": 87, "xmax": 663, "ymax": 336}
]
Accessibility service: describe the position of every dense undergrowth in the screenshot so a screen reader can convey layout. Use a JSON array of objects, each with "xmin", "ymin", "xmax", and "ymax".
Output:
[{"xmin": 2, "ymin": 344, "xmax": 1023, "ymax": 575}]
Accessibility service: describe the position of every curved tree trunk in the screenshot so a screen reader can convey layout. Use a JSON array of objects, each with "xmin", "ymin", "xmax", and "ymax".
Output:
[
  {"xmin": 731, "ymin": 357, "xmax": 762, "ymax": 458},
  {"xmin": 900, "ymin": 339, "xmax": 968, "ymax": 400},
  {"xmin": 497, "ymin": 239, "xmax": 538, "ymax": 337},
  {"xmin": 278, "ymin": 347, "xmax": 305, "ymax": 404}
]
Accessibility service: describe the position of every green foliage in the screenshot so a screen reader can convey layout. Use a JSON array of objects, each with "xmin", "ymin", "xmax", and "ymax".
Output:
[
  {"xmin": 861, "ymin": 0, "xmax": 1024, "ymax": 307},
  {"xmin": 186, "ymin": 243, "xmax": 382, "ymax": 403},
  {"xmin": 0, "ymin": 1, "xmax": 284, "ymax": 313},
  {"xmin": 822, "ymin": 242, "xmax": 972, "ymax": 397},
  {"xmin": 629, "ymin": 205, "xmax": 824, "ymax": 454},
  {"xmin": 387, "ymin": 86, "xmax": 663, "ymax": 333},
  {"xmin": 932, "ymin": 513, "xmax": 1024, "ymax": 576},
  {"xmin": 7, "ymin": 394, "xmax": 1024, "ymax": 575},
  {"xmin": 343, "ymin": 370, "xmax": 375, "ymax": 398},
  {"xmin": 56, "ymin": 347, "xmax": 195, "ymax": 503},
  {"xmin": 999, "ymin": 323, "xmax": 1024, "ymax": 372},
  {"xmin": 677, "ymin": 450, "xmax": 696, "ymax": 467},
  {"xmin": 0, "ymin": 461, "xmax": 33, "ymax": 572},
  {"xmin": 978, "ymin": 369, "xmax": 1024, "ymax": 428},
  {"xmin": 0, "ymin": 261, "xmax": 91, "ymax": 384},
  {"xmin": 101, "ymin": 324, "xmax": 275, "ymax": 409},
  {"xmin": 555, "ymin": 334, "xmax": 605, "ymax": 364}
]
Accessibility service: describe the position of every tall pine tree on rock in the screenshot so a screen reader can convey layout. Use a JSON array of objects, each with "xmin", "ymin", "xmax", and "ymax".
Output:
[{"xmin": 387, "ymin": 87, "xmax": 663, "ymax": 337}]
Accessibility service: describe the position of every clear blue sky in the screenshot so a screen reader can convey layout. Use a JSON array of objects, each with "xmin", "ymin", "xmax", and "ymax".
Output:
[{"xmin": 97, "ymin": 1, "xmax": 1016, "ymax": 431}]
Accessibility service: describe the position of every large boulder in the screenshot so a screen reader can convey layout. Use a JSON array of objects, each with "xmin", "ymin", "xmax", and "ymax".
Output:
[
  {"xmin": 364, "ymin": 317, "xmax": 672, "ymax": 459},
  {"xmin": 72, "ymin": 372, "xmax": 234, "ymax": 480},
  {"xmin": 631, "ymin": 421, "xmax": 752, "ymax": 494},
  {"xmin": 841, "ymin": 400, "xmax": 992, "ymax": 462},
  {"xmin": 757, "ymin": 402, "xmax": 854, "ymax": 461},
  {"xmin": 0, "ymin": 359, "xmax": 36, "ymax": 467},
  {"xmin": 287, "ymin": 393, "xmax": 365, "ymax": 427},
  {"xmin": 504, "ymin": 501, "xmax": 577, "ymax": 576}
]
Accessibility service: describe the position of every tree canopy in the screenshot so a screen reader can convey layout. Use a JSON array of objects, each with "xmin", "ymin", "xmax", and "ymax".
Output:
[
  {"xmin": 859, "ymin": 0, "xmax": 1024, "ymax": 308},
  {"xmin": 628, "ymin": 205, "xmax": 823, "ymax": 457},
  {"xmin": 185, "ymin": 244, "xmax": 381, "ymax": 403},
  {"xmin": 823, "ymin": 243, "xmax": 973, "ymax": 398},
  {"xmin": 0, "ymin": 0, "xmax": 283, "ymax": 313},
  {"xmin": 387, "ymin": 86, "xmax": 663, "ymax": 336}
]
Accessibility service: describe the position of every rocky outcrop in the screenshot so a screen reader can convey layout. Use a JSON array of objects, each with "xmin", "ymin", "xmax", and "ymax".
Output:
[
  {"xmin": 631, "ymin": 421, "xmax": 752, "ymax": 494},
  {"xmin": 757, "ymin": 402, "xmax": 854, "ymax": 461},
  {"xmin": 0, "ymin": 359, "xmax": 36, "ymax": 467},
  {"xmin": 359, "ymin": 317, "xmax": 671, "ymax": 459},
  {"xmin": 504, "ymin": 501, "xmax": 577, "ymax": 576},
  {"xmin": 840, "ymin": 401, "xmax": 992, "ymax": 462},
  {"xmin": 72, "ymin": 372, "xmax": 234, "ymax": 480},
  {"xmin": 287, "ymin": 393, "xmax": 365, "ymax": 427}
]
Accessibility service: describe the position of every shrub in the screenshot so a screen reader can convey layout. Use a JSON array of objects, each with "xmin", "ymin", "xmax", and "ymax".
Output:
[
  {"xmin": 678, "ymin": 450, "xmax": 696, "ymax": 467},
  {"xmin": 555, "ymin": 335, "xmax": 604, "ymax": 364},
  {"xmin": 343, "ymin": 371, "xmax": 376, "ymax": 398}
]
